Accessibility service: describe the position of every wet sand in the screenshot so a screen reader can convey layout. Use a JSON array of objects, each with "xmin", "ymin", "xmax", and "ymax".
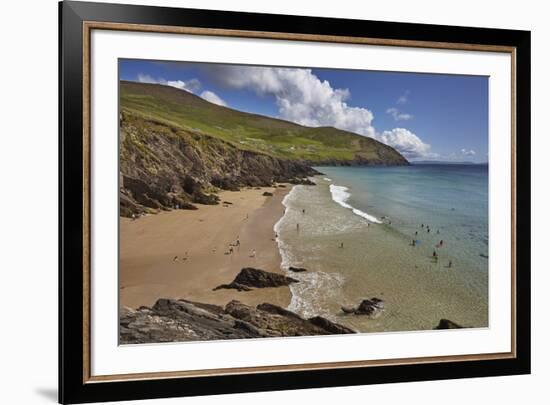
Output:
[{"xmin": 120, "ymin": 186, "xmax": 291, "ymax": 309}]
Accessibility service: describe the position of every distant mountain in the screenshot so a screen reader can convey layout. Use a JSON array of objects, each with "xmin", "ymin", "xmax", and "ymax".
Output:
[
  {"xmin": 119, "ymin": 81, "xmax": 408, "ymax": 216},
  {"xmin": 412, "ymin": 160, "xmax": 487, "ymax": 165}
]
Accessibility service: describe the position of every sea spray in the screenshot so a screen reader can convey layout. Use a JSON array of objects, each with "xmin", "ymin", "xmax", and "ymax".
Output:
[{"xmin": 329, "ymin": 184, "xmax": 382, "ymax": 224}]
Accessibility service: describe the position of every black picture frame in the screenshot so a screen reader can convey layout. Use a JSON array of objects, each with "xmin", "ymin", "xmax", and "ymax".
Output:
[{"xmin": 59, "ymin": 1, "xmax": 531, "ymax": 403}]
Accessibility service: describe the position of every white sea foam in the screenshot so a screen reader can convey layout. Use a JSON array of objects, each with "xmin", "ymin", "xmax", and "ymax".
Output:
[
  {"xmin": 329, "ymin": 184, "xmax": 382, "ymax": 224},
  {"xmin": 273, "ymin": 185, "xmax": 298, "ymax": 280},
  {"xmin": 323, "ymin": 177, "xmax": 332, "ymax": 182},
  {"xmin": 287, "ymin": 270, "xmax": 345, "ymax": 319}
]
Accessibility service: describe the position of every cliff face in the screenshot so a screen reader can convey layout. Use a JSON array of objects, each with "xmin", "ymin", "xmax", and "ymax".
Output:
[{"xmin": 120, "ymin": 111, "xmax": 318, "ymax": 216}]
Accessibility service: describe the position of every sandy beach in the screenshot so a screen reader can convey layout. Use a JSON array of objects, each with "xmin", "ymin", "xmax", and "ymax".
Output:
[{"xmin": 120, "ymin": 186, "xmax": 291, "ymax": 309}]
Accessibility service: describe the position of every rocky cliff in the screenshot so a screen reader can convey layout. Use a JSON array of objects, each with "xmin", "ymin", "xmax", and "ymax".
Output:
[
  {"xmin": 120, "ymin": 111, "xmax": 318, "ymax": 216},
  {"xmin": 120, "ymin": 298, "xmax": 356, "ymax": 343}
]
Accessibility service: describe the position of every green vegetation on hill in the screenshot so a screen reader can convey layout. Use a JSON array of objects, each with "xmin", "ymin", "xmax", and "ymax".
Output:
[{"xmin": 120, "ymin": 81, "xmax": 408, "ymax": 165}]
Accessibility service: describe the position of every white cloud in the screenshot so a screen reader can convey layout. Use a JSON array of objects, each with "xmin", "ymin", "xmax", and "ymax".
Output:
[
  {"xmin": 461, "ymin": 148, "xmax": 476, "ymax": 156},
  {"xmin": 137, "ymin": 74, "xmax": 201, "ymax": 93},
  {"xmin": 377, "ymin": 128, "xmax": 433, "ymax": 159},
  {"xmin": 386, "ymin": 107, "xmax": 413, "ymax": 121},
  {"xmin": 209, "ymin": 66, "xmax": 376, "ymax": 138},
  {"xmin": 200, "ymin": 90, "xmax": 227, "ymax": 107},
  {"xmin": 207, "ymin": 65, "xmax": 436, "ymax": 159},
  {"xmin": 397, "ymin": 91, "xmax": 410, "ymax": 104}
]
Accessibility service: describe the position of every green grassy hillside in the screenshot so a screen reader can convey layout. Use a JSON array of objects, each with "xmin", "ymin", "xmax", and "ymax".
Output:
[{"xmin": 120, "ymin": 81, "xmax": 408, "ymax": 165}]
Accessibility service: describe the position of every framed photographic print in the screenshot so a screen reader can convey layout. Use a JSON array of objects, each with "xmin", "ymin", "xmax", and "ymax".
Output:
[{"xmin": 59, "ymin": 1, "xmax": 531, "ymax": 403}]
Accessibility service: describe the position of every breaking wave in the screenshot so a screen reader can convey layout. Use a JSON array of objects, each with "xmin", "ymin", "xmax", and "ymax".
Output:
[{"xmin": 329, "ymin": 184, "xmax": 381, "ymax": 224}]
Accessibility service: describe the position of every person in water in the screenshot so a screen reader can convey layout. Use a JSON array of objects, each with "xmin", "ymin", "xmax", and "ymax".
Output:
[
  {"xmin": 448, "ymin": 260, "xmax": 452, "ymax": 268},
  {"xmin": 340, "ymin": 242, "xmax": 344, "ymax": 248},
  {"xmin": 412, "ymin": 239, "xmax": 416, "ymax": 247},
  {"xmin": 432, "ymin": 250, "xmax": 438, "ymax": 260},
  {"xmin": 439, "ymin": 240, "xmax": 444, "ymax": 247},
  {"xmin": 415, "ymin": 231, "xmax": 418, "ymax": 236}
]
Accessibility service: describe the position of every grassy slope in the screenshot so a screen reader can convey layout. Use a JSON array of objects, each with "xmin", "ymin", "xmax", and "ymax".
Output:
[{"xmin": 120, "ymin": 81, "xmax": 408, "ymax": 164}]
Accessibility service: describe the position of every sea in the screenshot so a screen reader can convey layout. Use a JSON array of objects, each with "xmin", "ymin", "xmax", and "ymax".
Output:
[{"xmin": 274, "ymin": 164, "xmax": 489, "ymax": 333}]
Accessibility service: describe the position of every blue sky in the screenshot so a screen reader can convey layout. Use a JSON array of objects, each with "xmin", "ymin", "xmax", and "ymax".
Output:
[{"xmin": 120, "ymin": 59, "xmax": 488, "ymax": 162}]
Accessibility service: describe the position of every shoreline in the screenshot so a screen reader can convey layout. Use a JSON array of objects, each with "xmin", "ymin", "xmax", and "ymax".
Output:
[
  {"xmin": 120, "ymin": 186, "xmax": 291, "ymax": 309},
  {"xmin": 277, "ymin": 173, "xmax": 488, "ymax": 331}
]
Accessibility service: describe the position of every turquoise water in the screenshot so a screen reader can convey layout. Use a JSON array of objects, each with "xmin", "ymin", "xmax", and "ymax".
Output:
[
  {"xmin": 322, "ymin": 164, "xmax": 489, "ymax": 271},
  {"xmin": 276, "ymin": 164, "xmax": 488, "ymax": 333}
]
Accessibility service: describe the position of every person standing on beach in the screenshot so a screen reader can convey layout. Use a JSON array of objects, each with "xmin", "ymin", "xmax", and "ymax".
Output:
[{"xmin": 296, "ymin": 223, "xmax": 300, "ymax": 231}]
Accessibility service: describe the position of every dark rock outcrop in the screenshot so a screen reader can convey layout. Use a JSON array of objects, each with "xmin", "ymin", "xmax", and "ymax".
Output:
[
  {"xmin": 288, "ymin": 266, "xmax": 308, "ymax": 273},
  {"xmin": 289, "ymin": 178, "xmax": 316, "ymax": 186},
  {"xmin": 120, "ymin": 298, "xmax": 356, "ymax": 344},
  {"xmin": 234, "ymin": 267, "xmax": 299, "ymax": 288},
  {"xmin": 342, "ymin": 298, "xmax": 385, "ymax": 318},
  {"xmin": 215, "ymin": 268, "xmax": 299, "ymax": 291},
  {"xmin": 308, "ymin": 316, "xmax": 356, "ymax": 335},
  {"xmin": 434, "ymin": 319, "xmax": 464, "ymax": 329},
  {"xmin": 262, "ymin": 191, "xmax": 274, "ymax": 196},
  {"xmin": 212, "ymin": 282, "xmax": 252, "ymax": 292}
]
